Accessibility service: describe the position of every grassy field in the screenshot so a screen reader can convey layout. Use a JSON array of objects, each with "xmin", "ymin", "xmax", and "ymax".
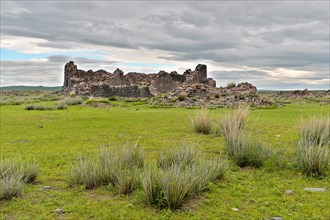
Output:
[{"xmin": 0, "ymin": 99, "xmax": 329, "ymax": 219}]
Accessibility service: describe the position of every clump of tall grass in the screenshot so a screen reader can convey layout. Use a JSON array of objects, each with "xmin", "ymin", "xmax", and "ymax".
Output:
[
  {"xmin": 24, "ymin": 103, "xmax": 67, "ymax": 110},
  {"xmin": 69, "ymin": 141, "xmax": 144, "ymax": 194},
  {"xmin": 114, "ymin": 168, "xmax": 137, "ymax": 194},
  {"xmin": 220, "ymin": 107, "xmax": 268, "ymax": 168},
  {"xmin": 298, "ymin": 116, "xmax": 330, "ymax": 146},
  {"xmin": 141, "ymin": 145, "xmax": 228, "ymax": 210},
  {"xmin": 219, "ymin": 106, "xmax": 250, "ymax": 135},
  {"xmin": 68, "ymin": 156, "xmax": 98, "ymax": 189},
  {"xmin": 140, "ymin": 166, "xmax": 163, "ymax": 206},
  {"xmin": 0, "ymin": 175, "xmax": 24, "ymax": 200},
  {"xmin": 295, "ymin": 116, "xmax": 330, "ymax": 177},
  {"xmin": 223, "ymin": 130, "xmax": 268, "ymax": 168},
  {"xmin": 191, "ymin": 108, "xmax": 212, "ymax": 134},
  {"xmin": 158, "ymin": 145, "xmax": 199, "ymax": 169},
  {"xmin": 61, "ymin": 97, "xmax": 84, "ymax": 106},
  {"xmin": 0, "ymin": 159, "xmax": 38, "ymax": 200}
]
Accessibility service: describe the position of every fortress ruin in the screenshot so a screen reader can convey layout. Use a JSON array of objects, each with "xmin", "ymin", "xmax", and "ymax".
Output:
[{"xmin": 62, "ymin": 61, "xmax": 216, "ymax": 98}]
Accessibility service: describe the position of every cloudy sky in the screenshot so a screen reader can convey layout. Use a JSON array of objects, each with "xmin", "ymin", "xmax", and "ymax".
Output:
[{"xmin": 0, "ymin": 1, "xmax": 329, "ymax": 90}]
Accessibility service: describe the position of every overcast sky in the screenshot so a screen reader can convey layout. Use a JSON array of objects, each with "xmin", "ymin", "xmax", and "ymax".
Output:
[{"xmin": 1, "ymin": 1, "xmax": 329, "ymax": 90}]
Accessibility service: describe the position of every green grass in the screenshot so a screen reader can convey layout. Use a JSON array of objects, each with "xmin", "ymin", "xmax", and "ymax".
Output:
[{"xmin": 0, "ymin": 101, "xmax": 329, "ymax": 219}]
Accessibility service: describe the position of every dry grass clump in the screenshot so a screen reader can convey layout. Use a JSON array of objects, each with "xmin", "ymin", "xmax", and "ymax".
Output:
[
  {"xmin": 191, "ymin": 108, "xmax": 212, "ymax": 134},
  {"xmin": 296, "ymin": 116, "xmax": 330, "ymax": 177},
  {"xmin": 219, "ymin": 106, "xmax": 250, "ymax": 135}
]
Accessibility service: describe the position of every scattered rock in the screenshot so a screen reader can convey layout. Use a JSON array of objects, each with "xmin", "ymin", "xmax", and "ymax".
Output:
[
  {"xmin": 9, "ymin": 139, "xmax": 29, "ymax": 144},
  {"xmin": 270, "ymin": 217, "xmax": 283, "ymax": 220},
  {"xmin": 231, "ymin": 207, "xmax": 239, "ymax": 212},
  {"xmin": 53, "ymin": 208, "xmax": 65, "ymax": 214},
  {"xmin": 285, "ymin": 190, "xmax": 293, "ymax": 195},
  {"xmin": 38, "ymin": 186, "xmax": 52, "ymax": 191},
  {"xmin": 304, "ymin": 188, "xmax": 326, "ymax": 192},
  {"xmin": 275, "ymin": 135, "xmax": 281, "ymax": 138}
]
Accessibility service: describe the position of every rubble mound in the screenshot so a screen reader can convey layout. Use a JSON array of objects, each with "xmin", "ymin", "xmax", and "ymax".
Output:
[
  {"xmin": 151, "ymin": 82, "xmax": 269, "ymax": 107},
  {"xmin": 273, "ymin": 89, "xmax": 330, "ymax": 100}
]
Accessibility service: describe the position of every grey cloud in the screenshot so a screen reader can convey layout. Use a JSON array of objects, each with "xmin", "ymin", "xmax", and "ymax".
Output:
[
  {"xmin": 0, "ymin": 56, "xmax": 118, "ymax": 86},
  {"xmin": 210, "ymin": 69, "xmax": 329, "ymax": 90},
  {"xmin": 1, "ymin": 1, "xmax": 329, "ymax": 89}
]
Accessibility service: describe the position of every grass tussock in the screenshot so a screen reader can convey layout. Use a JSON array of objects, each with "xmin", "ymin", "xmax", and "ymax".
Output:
[
  {"xmin": 298, "ymin": 116, "xmax": 330, "ymax": 146},
  {"xmin": 191, "ymin": 108, "xmax": 212, "ymax": 134},
  {"xmin": 223, "ymin": 130, "xmax": 268, "ymax": 168},
  {"xmin": 158, "ymin": 145, "xmax": 199, "ymax": 170},
  {"xmin": 61, "ymin": 97, "xmax": 84, "ymax": 106},
  {"xmin": 220, "ymin": 107, "xmax": 268, "ymax": 168},
  {"xmin": 24, "ymin": 103, "xmax": 67, "ymax": 110},
  {"xmin": 219, "ymin": 106, "xmax": 250, "ymax": 135},
  {"xmin": 68, "ymin": 156, "xmax": 98, "ymax": 189},
  {"xmin": 296, "ymin": 116, "xmax": 330, "ymax": 177},
  {"xmin": 0, "ymin": 159, "xmax": 38, "ymax": 200},
  {"xmin": 69, "ymin": 141, "xmax": 144, "ymax": 194},
  {"xmin": 141, "ymin": 145, "xmax": 228, "ymax": 210}
]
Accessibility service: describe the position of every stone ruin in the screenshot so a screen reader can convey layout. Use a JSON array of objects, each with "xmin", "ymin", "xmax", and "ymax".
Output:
[
  {"xmin": 62, "ymin": 61, "xmax": 268, "ymax": 106},
  {"xmin": 62, "ymin": 61, "xmax": 216, "ymax": 98}
]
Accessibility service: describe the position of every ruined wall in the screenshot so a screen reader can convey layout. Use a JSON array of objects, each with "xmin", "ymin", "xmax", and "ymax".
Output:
[
  {"xmin": 90, "ymin": 85, "xmax": 153, "ymax": 98},
  {"xmin": 63, "ymin": 61, "xmax": 216, "ymax": 97}
]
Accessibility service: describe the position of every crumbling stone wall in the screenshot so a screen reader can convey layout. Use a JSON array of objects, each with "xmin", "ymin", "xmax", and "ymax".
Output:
[
  {"xmin": 62, "ymin": 61, "xmax": 216, "ymax": 97},
  {"xmin": 90, "ymin": 84, "xmax": 153, "ymax": 98}
]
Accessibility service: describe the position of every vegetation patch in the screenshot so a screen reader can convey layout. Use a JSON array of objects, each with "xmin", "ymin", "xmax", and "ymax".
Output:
[
  {"xmin": 295, "ymin": 116, "xmax": 330, "ymax": 177},
  {"xmin": 0, "ymin": 159, "xmax": 38, "ymax": 200},
  {"xmin": 191, "ymin": 108, "xmax": 212, "ymax": 135}
]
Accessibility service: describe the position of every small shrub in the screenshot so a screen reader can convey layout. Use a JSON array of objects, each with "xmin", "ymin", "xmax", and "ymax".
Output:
[
  {"xmin": 108, "ymin": 96, "xmax": 117, "ymax": 101},
  {"xmin": 85, "ymin": 98, "xmax": 110, "ymax": 105},
  {"xmin": 68, "ymin": 156, "xmax": 98, "ymax": 189},
  {"xmin": 191, "ymin": 108, "xmax": 212, "ymax": 134},
  {"xmin": 62, "ymin": 97, "xmax": 84, "ymax": 105},
  {"xmin": 227, "ymin": 82, "xmax": 236, "ymax": 88},
  {"xmin": 24, "ymin": 103, "xmax": 35, "ymax": 110},
  {"xmin": 54, "ymin": 101, "xmax": 68, "ymax": 110},
  {"xmin": 178, "ymin": 95, "xmax": 185, "ymax": 102}
]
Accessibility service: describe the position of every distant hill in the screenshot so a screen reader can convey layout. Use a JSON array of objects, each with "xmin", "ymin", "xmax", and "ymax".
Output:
[{"xmin": 0, "ymin": 86, "xmax": 62, "ymax": 91}]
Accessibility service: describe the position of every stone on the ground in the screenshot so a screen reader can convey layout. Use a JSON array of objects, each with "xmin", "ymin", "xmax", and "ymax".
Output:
[
  {"xmin": 285, "ymin": 189, "xmax": 293, "ymax": 195},
  {"xmin": 304, "ymin": 188, "xmax": 326, "ymax": 192},
  {"xmin": 53, "ymin": 208, "xmax": 65, "ymax": 214},
  {"xmin": 231, "ymin": 207, "xmax": 239, "ymax": 212}
]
